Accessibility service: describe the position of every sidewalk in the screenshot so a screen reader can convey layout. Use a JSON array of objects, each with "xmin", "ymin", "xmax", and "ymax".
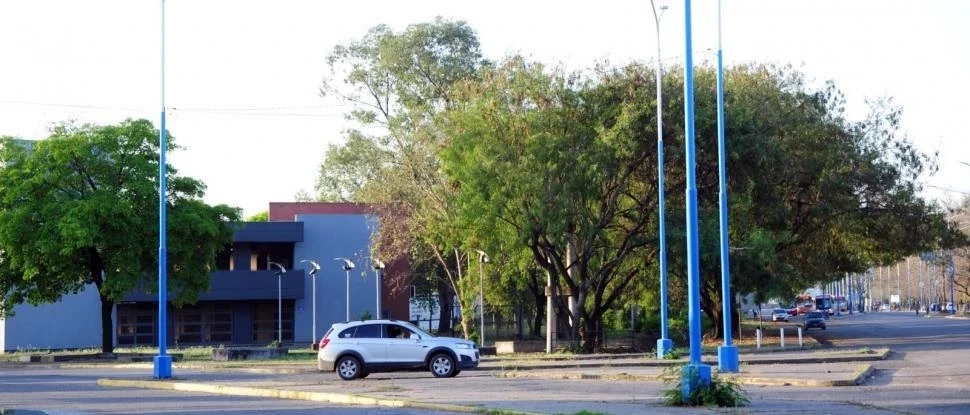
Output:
[{"xmin": 95, "ymin": 346, "xmax": 888, "ymax": 414}]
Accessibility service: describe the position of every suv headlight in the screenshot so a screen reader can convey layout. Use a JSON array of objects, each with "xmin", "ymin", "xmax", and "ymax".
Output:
[{"xmin": 455, "ymin": 343, "xmax": 472, "ymax": 349}]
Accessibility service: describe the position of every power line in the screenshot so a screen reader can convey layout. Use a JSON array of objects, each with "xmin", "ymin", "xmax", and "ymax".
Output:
[{"xmin": 0, "ymin": 99, "xmax": 346, "ymax": 118}]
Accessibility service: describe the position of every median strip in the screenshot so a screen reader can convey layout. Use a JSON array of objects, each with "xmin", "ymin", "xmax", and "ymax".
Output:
[{"xmin": 97, "ymin": 378, "xmax": 539, "ymax": 415}]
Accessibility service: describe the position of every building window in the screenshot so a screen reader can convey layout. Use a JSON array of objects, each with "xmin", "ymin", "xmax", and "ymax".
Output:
[
  {"xmin": 252, "ymin": 301, "xmax": 293, "ymax": 343},
  {"xmin": 117, "ymin": 303, "xmax": 155, "ymax": 346},
  {"xmin": 174, "ymin": 302, "xmax": 234, "ymax": 345}
]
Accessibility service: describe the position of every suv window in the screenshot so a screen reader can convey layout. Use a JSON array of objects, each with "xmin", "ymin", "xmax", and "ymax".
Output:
[
  {"xmin": 337, "ymin": 327, "xmax": 356, "ymax": 338},
  {"xmin": 352, "ymin": 323, "xmax": 382, "ymax": 338},
  {"xmin": 384, "ymin": 324, "xmax": 414, "ymax": 339}
]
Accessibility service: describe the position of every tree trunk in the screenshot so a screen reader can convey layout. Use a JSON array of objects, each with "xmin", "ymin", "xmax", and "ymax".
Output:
[
  {"xmin": 580, "ymin": 314, "xmax": 598, "ymax": 353},
  {"xmin": 87, "ymin": 249, "xmax": 113, "ymax": 356},
  {"xmin": 100, "ymin": 292, "xmax": 115, "ymax": 355},
  {"xmin": 531, "ymin": 290, "xmax": 545, "ymax": 338},
  {"xmin": 436, "ymin": 283, "xmax": 453, "ymax": 334}
]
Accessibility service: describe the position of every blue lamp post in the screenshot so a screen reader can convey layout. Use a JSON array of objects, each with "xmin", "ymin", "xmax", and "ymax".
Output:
[
  {"xmin": 335, "ymin": 258, "xmax": 356, "ymax": 321},
  {"xmin": 268, "ymin": 262, "xmax": 286, "ymax": 344},
  {"xmin": 650, "ymin": 0, "xmax": 673, "ymax": 360},
  {"xmin": 475, "ymin": 250, "xmax": 489, "ymax": 347},
  {"xmin": 153, "ymin": 0, "xmax": 172, "ymax": 379},
  {"xmin": 714, "ymin": 0, "xmax": 739, "ymax": 373},
  {"xmin": 300, "ymin": 259, "xmax": 321, "ymax": 344},
  {"xmin": 681, "ymin": 0, "xmax": 712, "ymax": 398},
  {"xmin": 373, "ymin": 259, "xmax": 385, "ymax": 319}
]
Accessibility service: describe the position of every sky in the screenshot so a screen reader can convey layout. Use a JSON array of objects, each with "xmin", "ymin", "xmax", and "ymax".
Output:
[{"xmin": 1, "ymin": 0, "xmax": 968, "ymax": 217}]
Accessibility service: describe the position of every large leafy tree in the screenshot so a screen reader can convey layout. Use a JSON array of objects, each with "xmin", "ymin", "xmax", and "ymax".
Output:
[
  {"xmin": 316, "ymin": 18, "xmax": 490, "ymax": 338},
  {"xmin": 0, "ymin": 119, "xmax": 240, "ymax": 354},
  {"xmin": 438, "ymin": 57, "xmax": 954, "ymax": 348},
  {"xmin": 439, "ymin": 58, "xmax": 664, "ymax": 351},
  {"xmin": 695, "ymin": 66, "xmax": 959, "ymax": 335}
]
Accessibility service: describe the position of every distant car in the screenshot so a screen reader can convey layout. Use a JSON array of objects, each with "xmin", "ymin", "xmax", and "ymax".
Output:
[
  {"xmin": 317, "ymin": 319, "xmax": 479, "ymax": 380},
  {"xmin": 879, "ymin": 304, "xmax": 890, "ymax": 312},
  {"xmin": 771, "ymin": 308, "xmax": 790, "ymax": 322},
  {"xmin": 803, "ymin": 311, "xmax": 827, "ymax": 330},
  {"xmin": 944, "ymin": 303, "xmax": 956, "ymax": 313}
]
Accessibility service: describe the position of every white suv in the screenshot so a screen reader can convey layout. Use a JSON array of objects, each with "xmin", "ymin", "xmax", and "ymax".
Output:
[{"xmin": 317, "ymin": 319, "xmax": 480, "ymax": 380}]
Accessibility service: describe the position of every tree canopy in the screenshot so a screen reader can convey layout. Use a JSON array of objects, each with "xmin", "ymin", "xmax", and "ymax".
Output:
[
  {"xmin": 316, "ymin": 19, "xmax": 962, "ymax": 350},
  {"xmin": 0, "ymin": 119, "xmax": 240, "ymax": 353}
]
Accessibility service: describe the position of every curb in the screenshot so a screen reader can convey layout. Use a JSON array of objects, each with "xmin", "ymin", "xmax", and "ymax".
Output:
[
  {"xmin": 482, "ymin": 347, "xmax": 890, "ymax": 372},
  {"xmin": 97, "ymin": 378, "xmax": 541, "ymax": 415},
  {"xmin": 492, "ymin": 364, "xmax": 873, "ymax": 387}
]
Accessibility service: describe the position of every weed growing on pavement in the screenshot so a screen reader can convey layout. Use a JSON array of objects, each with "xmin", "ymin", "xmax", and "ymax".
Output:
[
  {"xmin": 660, "ymin": 348, "xmax": 683, "ymax": 360},
  {"xmin": 659, "ymin": 366, "xmax": 749, "ymax": 407}
]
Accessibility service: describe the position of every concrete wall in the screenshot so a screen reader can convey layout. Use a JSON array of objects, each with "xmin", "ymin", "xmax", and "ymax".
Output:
[
  {"xmin": 2, "ymin": 283, "xmax": 106, "ymax": 352},
  {"xmin": 292, "ymin": 213, "xmax": 379, "ymax": 343}
]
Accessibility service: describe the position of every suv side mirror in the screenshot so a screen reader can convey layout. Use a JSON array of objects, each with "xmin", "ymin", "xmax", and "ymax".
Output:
[{"xmin": 410, "ymin": 333, "xmax": 420, "ymax": 340}]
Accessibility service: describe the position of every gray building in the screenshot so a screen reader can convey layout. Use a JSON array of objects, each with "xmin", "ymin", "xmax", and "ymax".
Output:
[{"xmin": 0, "ymin": 203, "xmax": 409, "ymax": 352}]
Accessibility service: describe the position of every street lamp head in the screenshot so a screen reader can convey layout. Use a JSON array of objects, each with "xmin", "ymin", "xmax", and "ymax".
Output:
[
  {"xmin": 268, "ymin": 261, "xmax": 286, "ymax": 275},
  {"xmin": 475, "ymin": 249, "xmax": 489, "ymax": 263},
  {"xmin": 300, "ymin": 259, "xmax": 320, "ymax": 276},
  {"xmin": 373, "ymin": 259, "xmax": 385, "ymax": 270},
  {"xmin": 335, "ymin": 258, "xmax": 355, "ymax": 270}
]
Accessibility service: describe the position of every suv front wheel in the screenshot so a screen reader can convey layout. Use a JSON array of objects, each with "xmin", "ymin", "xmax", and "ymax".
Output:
[
  {"xmin": 429, "ymin": 353, "xmax": 456, "ymax": 378},
  {"xmin": 336, "ymin": 355, "xmax": 362, "ymax": 381}
]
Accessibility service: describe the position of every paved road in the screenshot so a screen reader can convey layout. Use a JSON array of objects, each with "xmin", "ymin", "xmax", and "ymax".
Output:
[
  {"xmin": 740, "ymin": 312, "xmax": 970, "ymax": 414},
  {"xmin": 2, "ymin": 312, "xmax": 967, "ymax": 414},
  {"xmin": 0, "ymin": 367, "xmax": 464, "ymax": 415}
]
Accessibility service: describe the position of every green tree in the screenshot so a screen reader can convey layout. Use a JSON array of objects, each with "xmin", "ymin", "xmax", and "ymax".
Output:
[
  {"xmin": 246, "ymin": 210, "xmax": 269, "ymax": 222},
  {"xmin": 317, "ymin": 18, "xmax": 489, "ymax": 338},
  {"xmin": 439, "ymin": 58, "xmax": 664, "ymax": 351},
  {"xmin": 0, "ymin": 119, "xmax": 240, "ymax": 354},
  {"xmin": 439, "ymin": 58, "xmax": 953, "ymax": 347}
]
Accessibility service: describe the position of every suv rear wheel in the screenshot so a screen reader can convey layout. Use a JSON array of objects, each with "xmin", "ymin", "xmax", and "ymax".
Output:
[
  {"xmin": 429, "ymin": 353, "xmax": 456, "ymax": 378},
  {"xmin": 336, "ymin": 356, "xmax": 362, "ymax": 381}
]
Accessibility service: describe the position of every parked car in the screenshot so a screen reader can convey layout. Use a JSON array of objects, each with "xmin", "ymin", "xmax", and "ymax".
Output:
[
  {"xmin": 771, "ymin": 308, "xmax": 790, "ymax": 322},
  {"xmin": 803, "ymin": 311, "xmax": 827, "ymax": 330},
  {"xmin": 944, "ymin": 302, "xmax": 956, "ymax": 313},
  {"xmin": 317, "ymin": 319, "xmax": 480, "ymax": 380},
  {"xmin": 879, "ymin": 304, "xmax": 891, "ymax": 312}
]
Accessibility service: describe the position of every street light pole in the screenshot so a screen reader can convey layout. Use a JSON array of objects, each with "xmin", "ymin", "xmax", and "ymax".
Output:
[
  {"xmin": 649, "ymin": 0, "xmax": 673, "ymax": 360},
  {"xmin": 714, "ymin": 0, "xmax": 738, "ymax": 373},
  {"xmin": 335, "ymin": 258, "xmax": 355, "ymax": 321},
  {"xmin": 268, "ymin": 261, "xmax": 286, "ymax": 345},
  {"xmin": 947, "ymin": 253, "xmax": 956, "ymax": 314},
  {"xmin": 300, "ymin": 260, "xmax": 320, "ymax": 344},
  {"xmin": 153, "ymin": 0, "xmax": 172, "ymax": 380},
  {"xmin": 373, "ymin": 259, "xmax": 385, "ymax": 319},
  {"xmin": 681, "ymin": 0, "xmax": 712, "ymax": 396},
  {"xmin": 475, "ymin": 250, "xmax": 489, "ymax": 347}
]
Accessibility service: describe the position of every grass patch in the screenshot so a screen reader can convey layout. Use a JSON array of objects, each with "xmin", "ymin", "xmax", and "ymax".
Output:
[{"xmin": 659, "ymin": 366, "xmax": 749, "ymax": 407}]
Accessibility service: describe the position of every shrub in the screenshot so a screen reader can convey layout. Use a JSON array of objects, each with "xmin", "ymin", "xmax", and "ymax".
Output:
[{"xmin": 659, "ymin": 366, "xmax": 750, "ymax": 407}]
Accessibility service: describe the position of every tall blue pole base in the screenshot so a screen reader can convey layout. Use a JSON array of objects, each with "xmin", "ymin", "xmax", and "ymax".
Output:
[
  {"xmin": 717, "ymin": 344, "xmax": 739, "ymax": 372},
  {"xmin": 681, "ymin": 363, "xmax": 712, "ymax": 402},
  {"xmin": 657, "ymin": 338, "xmax": 674, "ymax": 359},
  {"xmin": 153, "ymin": 355, "xmax": 172, "ymax": 379}
]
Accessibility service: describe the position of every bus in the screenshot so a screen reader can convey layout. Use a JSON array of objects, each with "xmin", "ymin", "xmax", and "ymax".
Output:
[
  {"xmin": 815, "ymin": 294, "xmax": 835, "ymax": 315},
  {"xmin": 794, "ymin": 294, "xmax": 815, "ymax": 315}
]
